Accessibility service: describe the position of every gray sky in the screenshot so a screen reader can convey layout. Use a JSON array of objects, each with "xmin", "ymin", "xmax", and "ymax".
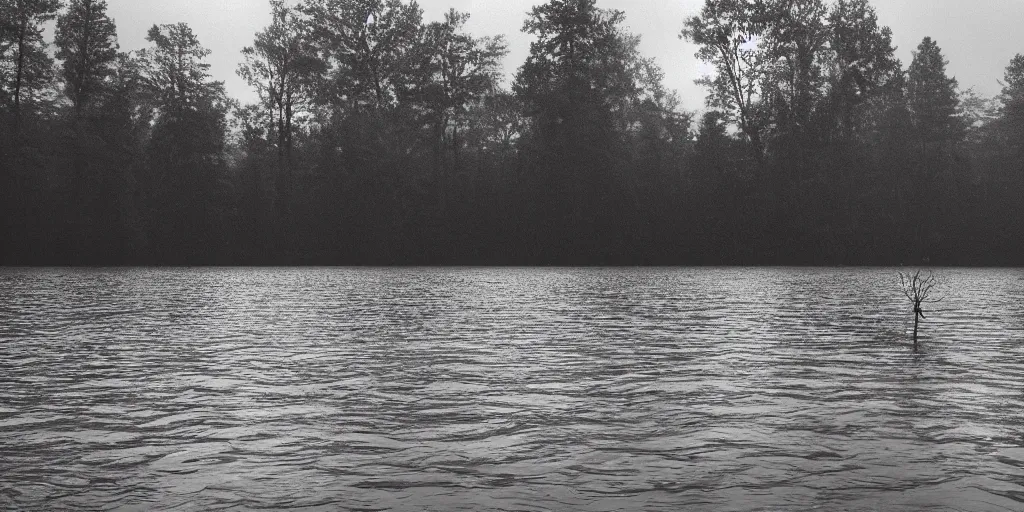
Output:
[{"xmin": 103, "ymin": 0, "xmax": 1024, "ymax": 109}]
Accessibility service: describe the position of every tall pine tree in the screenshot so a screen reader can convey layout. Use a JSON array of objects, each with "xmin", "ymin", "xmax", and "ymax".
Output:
[{"xmin": 0, "ymin": 0, "xmax": 61, "ymax": 130}]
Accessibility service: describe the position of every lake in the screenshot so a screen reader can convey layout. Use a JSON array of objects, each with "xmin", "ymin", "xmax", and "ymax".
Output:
[{"xmin": 1, "ymin": 267, "xmax": 1023, "ymax": 511}]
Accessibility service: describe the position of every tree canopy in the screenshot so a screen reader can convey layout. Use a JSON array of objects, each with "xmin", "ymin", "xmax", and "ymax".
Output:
[{"xmin": 1, "ymin": 0, "xmax": 1022, "ymax": 266}]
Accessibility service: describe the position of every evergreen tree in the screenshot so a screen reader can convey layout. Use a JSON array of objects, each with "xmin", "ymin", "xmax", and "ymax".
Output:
[
  {"xmin": 55, "ymin": 0, "xmax": 118, "ymax": 116},
  {"xmin": 53, "ymin": 0, "xmax": 124, "ymax": 261},
  {"xmin": 999, "ymin": 54, "xmax": 1024, "ymax": 159},
  {"xmin": 905, "ymin": 37, "xmax": 962, "ymax": 260},
  {"xmin": 0, "ymin": 0, "xmax": 61, "ymax": 129},
  {"xmin": 514, "ymin": 0, "xmax": 664, "ymax": 262},
  {"xmin": 907, "ymin": 37, "xmax": 961, "ymax": 146},
  {"xmin": 139, "ymin": 23, "xmax": 232, "ymax": 263}
]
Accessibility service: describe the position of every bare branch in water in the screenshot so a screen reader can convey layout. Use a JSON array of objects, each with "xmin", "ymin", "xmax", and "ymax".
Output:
[{"xmin": 897, "ymin": 269, "xmax": 943, "ymax": 351}]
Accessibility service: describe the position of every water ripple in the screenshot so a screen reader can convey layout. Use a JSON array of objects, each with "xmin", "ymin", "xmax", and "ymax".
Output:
[{"xmin": 0, "ymin": 267, "xmax": 1022, "ymax": 511}]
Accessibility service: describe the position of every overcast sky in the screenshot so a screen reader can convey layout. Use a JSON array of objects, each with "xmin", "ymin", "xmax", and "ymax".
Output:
[{"xmin": 102, "ymin": 0, "xmax": 1024, "ymax": 109}]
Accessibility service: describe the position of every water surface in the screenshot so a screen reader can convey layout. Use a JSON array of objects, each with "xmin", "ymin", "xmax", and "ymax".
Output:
[{"xmin": 1, "ymin": 267, "xmax": 1023, "ymax": 511}]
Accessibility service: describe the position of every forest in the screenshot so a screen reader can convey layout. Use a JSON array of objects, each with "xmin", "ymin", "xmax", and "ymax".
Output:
[{"xmin": 1, "ymin": 0, "xmax": 1022, "ymax": 265}]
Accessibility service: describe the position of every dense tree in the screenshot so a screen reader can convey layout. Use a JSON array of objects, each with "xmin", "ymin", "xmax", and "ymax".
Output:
[
  {"xmin": 300, "ymin": 0, "xmax": 424, "ymax": 112},
  {"xmin": 1, "ymin": 0, "xmax": 61, "ymax": 264},
  {"xmin": 0, "ymin": 0, "xmax": 61, "ymax": 129},
  {"xmin": 421, "ymin": 10, "xmax": 507, "ymax": 172},
  {"xmin": 514, "ymin": 0, "xmax": 673, "ymax": 261},
  {"xmin": 52, "ymin": 0, "xmax": 124, "ymax": 260},
  {"xmin": 827, "ymin": 0, "xmax": 900, "ymax": 141},
  {"xmin": 999, "ymin": 54, "xmax": 1024, "ymax": 160},
  {"xmin": 139, "ymin": 23, "xmax": 232, "ymax": 263},
  {"xmin": 141, "ymin": 23, "xmax": 226, "ymax": 117},
  {"xmin": 2, "ymin": 0, "xmax": 1023, "ymax": 266},
  {"xmin": 903, "ymin": 37, "xmax": 961, "ymax": 259},
  {"xmin": 465, "ymin": 89, "xmax": 525, "ymax": 158},
  {"xmin": 681, "ymin": 0, "xmax": 768, "ymax": 161},
  {"xmin": 760, "ymin": 0, "xmax": 831, "ymax": 151},
  {"xmin": 822, "ymin": 0, "xmax": 901, "ymax": 255},
  {"xmin": 55, "ymin": 0, "xmax": 118, "ymax": 115},
  {"xmin": 907, "ymin": 37, "xmax": 961, "ymax": 147},
  {"xmin": 238, "ymin": 0, "xmax": 321, "ymax": 224},
  {"xmin": 90, "ymin": 52, "xmax": 151, "ymax": 258}
]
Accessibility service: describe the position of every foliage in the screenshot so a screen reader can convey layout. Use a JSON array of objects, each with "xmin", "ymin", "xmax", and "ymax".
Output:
[
  {"xmin": 0, "ymin": 0, "xmax": 61, "ymax": 123},
  {"xmin": 999, "ymin": 54, "xmax": 1024, "ymax": 159},
  {"xmin": 1, "ymin": 0, "xmax": 1023, "ymax": 266},
  {"xmin": 907, "ymin": 37, "xmax": 961, "ymax": 145},
  {"xmin": 420, "ymin": 9, "xmax": 508, "ymax": 163},
  {"xmin": 681, "ymin": 0, "xmax": 768, "ymax": 154},
  {"xmin": 55, "ymin": 0, "xmax": 118, "ymax": 114},
  {"xmin": 300, "ymin": 0, "xmax": 424, "ymax": 112}
]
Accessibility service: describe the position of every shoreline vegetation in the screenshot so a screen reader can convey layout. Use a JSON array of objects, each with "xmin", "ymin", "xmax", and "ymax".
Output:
[{"xmin": 2, "ymin": 0, "xmax": 1023, "ymax": 266}]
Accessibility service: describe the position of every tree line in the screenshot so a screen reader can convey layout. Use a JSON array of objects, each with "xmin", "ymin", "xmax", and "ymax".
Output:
[{"xmin": 1, "ymin": 0, "xmax": 1021, "ymax": 265}]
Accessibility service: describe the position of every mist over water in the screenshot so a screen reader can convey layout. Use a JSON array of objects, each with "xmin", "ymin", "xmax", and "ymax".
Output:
[{"xmin": 1, "ymin": 267, "xmax": 1023, "ymax": 511}]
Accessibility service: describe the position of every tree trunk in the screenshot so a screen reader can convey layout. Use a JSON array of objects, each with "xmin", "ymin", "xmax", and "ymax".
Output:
[
  {"xmin": 13, "ymin": 19, "xmax": 28, "ymax": 132},
  {"xmin": 283, "ymin": 97, "xmax": 293, "ymax": 218},
  {"xmin": 452, "ymin": 122, "xmax": 460, "ymax": 172},
  {"xmin": 276, "ymin": 96, "xmax": 287, "ymax": 218},
  {"xmin": 913, "ymin": 313, "xmax": 919, "ymax": 352},
  {"xmin": 75, "ymin": 0, "xmax": 95, "ymax": 117}
]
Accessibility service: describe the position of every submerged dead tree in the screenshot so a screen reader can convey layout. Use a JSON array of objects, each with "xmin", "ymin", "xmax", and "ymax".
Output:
[{"xmin": 898, "ymin": 270, "xmax": 941, "ymax": 351}]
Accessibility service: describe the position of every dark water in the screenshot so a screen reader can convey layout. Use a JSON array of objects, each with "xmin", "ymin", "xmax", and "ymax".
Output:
[{"xmin": 1, "ymin": 268, "xmax": 1023, "ymax": 511}]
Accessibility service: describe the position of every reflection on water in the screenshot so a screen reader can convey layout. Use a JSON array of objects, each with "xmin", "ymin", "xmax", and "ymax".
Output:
[{"xmin": 1, "ymin": 267, "xmax": 1023, "ymax": 511}]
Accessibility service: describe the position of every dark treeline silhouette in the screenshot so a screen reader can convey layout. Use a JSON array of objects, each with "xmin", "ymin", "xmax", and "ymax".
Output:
[{"xmin": 2, "ymin": 0, "xmax": 1022, "ymax": 265}]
